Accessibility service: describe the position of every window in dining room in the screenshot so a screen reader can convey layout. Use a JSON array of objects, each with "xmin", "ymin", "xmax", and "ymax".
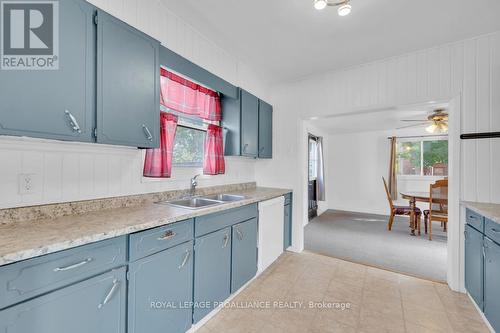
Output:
[{"xmin": 397, "ymin": 139, "xmax": 448, "ymax": 176}]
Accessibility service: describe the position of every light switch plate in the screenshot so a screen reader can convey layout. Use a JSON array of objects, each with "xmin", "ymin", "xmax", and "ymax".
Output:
[{"xmin": 18, "ymin": 173, "xmax": 38, "ymax": 195}]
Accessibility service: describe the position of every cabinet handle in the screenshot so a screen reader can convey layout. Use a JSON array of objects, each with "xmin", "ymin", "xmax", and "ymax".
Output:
[
  {"xmin": 157, "ymin": 230, "xmax": 176, "ymax": 241},
  {"xmin": 259, "ymin": 147, "xmax": 265, "ymax": 153},
  {"xmin": 64, "ymin": 110, "xmax": 82, "ymax": 133},
  {"xmin": 491, "ymin": 228, "xmax": 500, "ymax": 234},
  {"xmin": 464, "ymin": 230, "xmax": 468, "ymax": 240},
  {"xmin": 98, "ymin": 278, "xmax": 120, "ymax": 309},
  {"xmin": 178, "ymin": 250, "xmax": 191, "ymax": 269},
  {"xmin": 235, "ymin": 228, "xmax": 244, "ymax": 241},
  {"xmin": 482, "ymin": 244, "xmax": 486, "ymax": 259},
  {"xmin": 469, "ymin": 215, "xmax": 476, "ymax": 220},
  {"xmin": 142, "ymin": 124, "xmax": 153, "ymax": 141},
  {"xmin": 222, "ymin": 233, "xmax": 230, "ymax": 248},
  {"xmin": 243, "ymin": 144, "xmax": 249, "ymax": 153},
  {"xmin": 53, "ymin": 258, "xmax": 92, "ymax": 272}
]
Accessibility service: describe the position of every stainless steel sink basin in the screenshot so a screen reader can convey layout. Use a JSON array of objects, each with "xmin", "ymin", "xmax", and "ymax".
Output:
[
  {"xmin": 201, "ymin": 194, "xmax": 247, "ymax": 202},
  {"xmin": 163, "ymin": 198, "xmax": 222, "ymax": 210},
  {"xmin": 157, "ymin": 193, "xmax": 247, "ymax": 210}
]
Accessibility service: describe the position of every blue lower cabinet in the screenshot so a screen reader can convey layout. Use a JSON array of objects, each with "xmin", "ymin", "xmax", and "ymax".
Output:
[
  {"xmin": 231, "ymin": 218, "xmax": 258, "ymax": 293},
  {"xmin": 465, "ymin": 224, "xmax": 484, "ymax": 310},
  {"xmin": 284, "ymin": 203, "xmax": 292, "ymax": 250},
  {"xmin": 484, "ymin": 237, "xmax": 500, "ymax": 332},
  {"xmin": 193, "ymin": 227, "xmax": 232, "ymax": 323},
  {"xmin": 128, "ymin": 241, "xmax": 193, "ymax": 333},
  {"xmin": 0, "ymin": 267, "xmax": 126, "ymax": 333}
]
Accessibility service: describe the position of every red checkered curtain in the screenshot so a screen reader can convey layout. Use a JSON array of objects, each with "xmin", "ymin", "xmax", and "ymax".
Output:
[
  {"xmin": 143, "ymin": 112, "xmax": 178, "ymax": 178},
  {"xmin": 203, "ymin": 124, "xmax": 225, "ymax": 175},
  {"xmin": 160, "ymin": 68, "xmax": 221, "ymax": 121}
]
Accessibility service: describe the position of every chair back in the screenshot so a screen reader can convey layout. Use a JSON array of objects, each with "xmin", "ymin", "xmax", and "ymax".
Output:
[
  {"xmin": 382, "ymin": 177, "xmax": 394, "ymax": 210},
  {"xmin": 430, "ymin": 179, "xmax": 448, "ymax": 213}
]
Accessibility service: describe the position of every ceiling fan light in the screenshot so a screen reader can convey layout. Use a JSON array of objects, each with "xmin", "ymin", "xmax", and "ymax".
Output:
[
  {"xmin": 337, "ymin": 3, "xmax": 352, "ymax": 16},
  {"xmin": 314, "ymin": 0, "xmax": 327, "ymax": 10},
  {"xmin": 426, "ymin": 124, "xmax": 437, "ymax": 133}
]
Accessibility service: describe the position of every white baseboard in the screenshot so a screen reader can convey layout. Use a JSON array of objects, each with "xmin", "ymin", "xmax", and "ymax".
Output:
[{"xmin": 466, "ymin": 292, "xmax": 495, "ymax": 333}]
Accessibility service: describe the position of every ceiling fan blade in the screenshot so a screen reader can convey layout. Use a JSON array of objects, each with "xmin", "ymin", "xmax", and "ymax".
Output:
[
  {"xmin": 396, "ymin": 122, "xmax": 428, "ymax": 129},
  {"xmin": 401, "ymin": 119, "xmax": 429, "ymax": 122}
]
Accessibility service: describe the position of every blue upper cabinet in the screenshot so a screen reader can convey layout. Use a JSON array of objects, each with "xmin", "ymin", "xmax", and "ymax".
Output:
[
  {"xmin": 240, "ymin": 89, "xmax": 259, "ymax": 157},
  {"xmin": 0, "ymin": 267, "xmax": 127, "ymax": 333},
  {"xmin": 258, "ymin": 100, "xmax": 273, "ymax": 158},
  {"xmin": 193, "ymin": 227, "xmax": 232, "ymax": 323},
  {"xmin": 128, "ymin": 241, "xmax": 193, "ymax": 333},
  {"xmin": 222, "ymin": 88, "xmax": 273, "ymax": 159},
  {"xmin": 484, "ymin": 237, "xmax": 500, "ymax": 332},
  {"xmin": 96, "ymin": 10, "xmax": 160, "ymax": 148},
  {"xmin": 231, "ymin": 218, "xmax": 258, "ymax": 293},
  {"xmin": 465, "ymin": 224, "xmax": 484, "ymax": 310},
  {"xmin": 0, "ymin": 0, "xmax": 95, "ymax": 142}
]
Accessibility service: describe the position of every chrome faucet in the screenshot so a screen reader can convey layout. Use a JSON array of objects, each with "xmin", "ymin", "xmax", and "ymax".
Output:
[{"xmin": 190, "ymin": 174, "xmax": 200, "ymax": 197}]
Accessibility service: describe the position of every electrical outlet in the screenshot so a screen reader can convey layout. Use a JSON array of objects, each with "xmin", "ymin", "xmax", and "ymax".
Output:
[{"xmin": 18, "ymin": 173, "xmax": 38, "ymax": 195}]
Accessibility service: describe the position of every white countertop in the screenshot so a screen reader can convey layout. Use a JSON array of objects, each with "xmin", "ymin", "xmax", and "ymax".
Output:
[
  {"xmin": 0, "ymin": 187, "xmax": 291, "ymax": 267},
  {"xmin": 461, "ymin": 201, "xmax": 500, "ymax": 224}
]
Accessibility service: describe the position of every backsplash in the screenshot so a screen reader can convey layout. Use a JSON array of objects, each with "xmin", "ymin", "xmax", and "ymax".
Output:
[
  {"xmin": 0, "ymin": 181, "xmax": 257, "ymax": 224},
  {"xmin": 0, "ymin": 137, "xmax": 256, "ymax": 210}
]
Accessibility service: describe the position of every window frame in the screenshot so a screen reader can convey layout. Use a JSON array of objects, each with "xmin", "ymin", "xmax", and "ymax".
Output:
[{"xmin": 396, "ymin": 137, "xmax": 448, "ymax": 178}]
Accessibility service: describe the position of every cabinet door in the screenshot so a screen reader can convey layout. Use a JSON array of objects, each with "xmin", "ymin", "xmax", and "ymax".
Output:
[
  {"xmin": 193, "ymin": 228, "xmax": 231, "ymax": 322},
  {"xmin": 0, "ymin": 267, "xmax": 126, "ymax": 333},
  {"xmin": 0, "ymin": 0, "xmax": 95, "ymax": 142},
  {"xmin": 240, "ymin": 89, "xmax": 259, "ymax": 157},
  {"xmin": 464, "ymin": 224, "xmax": 484, "ymax": 310},
  {"xmin": 284, "ymin": 204, "xmax": 292, "ymax": 250},
  {"xmin": 96, "ymin": 10, "xmax": 160, "ymax": 148},
  {"xmin": 258, "ymin": 100, "xmax": 273, "ymax": 158},
  {"xmin": 128, "ymin": 241, "xmax": 193, "ymax": 333},
  {"xmin": 484, "ymin": 237, "xmax": 500, "ymax": 332},
  {"xmin": 231, "ymin": 218, "xmax": 258, "ymax": 292}
]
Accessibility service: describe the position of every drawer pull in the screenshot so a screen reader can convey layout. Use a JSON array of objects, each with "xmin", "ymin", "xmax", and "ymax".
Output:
[
  {"xmin": 98, "ymin": 279, "xmax": 120, "ymax": 309},
  {"xmin": 53, "ymin": 258, "xmax": 92, "ymax": 272},
  {"xmin": 469, "ymin": 215, "xmax": 477, "ymax": 220},
  {"xmin": 235, "ymin": 228, "xmax": 244, "ymax": 241},
  {"xmin": 178, "ymin": 250, "xmax": 191, "ymax": 270},
  {"xmin": 158, "ymin": 230, "xmax": 176, "ymax": 241},
  {"xmin": 491, "ymin": 228, "xmax": 500, "ymax": 234},
  {"xmin": 222, "ymin": 233, "xmax": 230, "ymax": 248}
]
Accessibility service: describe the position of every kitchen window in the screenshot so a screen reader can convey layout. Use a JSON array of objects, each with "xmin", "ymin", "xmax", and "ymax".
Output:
[
  {"xmin": 397, "ymin": 139, "xmax": 448, "ymax": 176},
  {"xmin": 171, "ymin": 113, "xmax": 207, "ymax": 168}
]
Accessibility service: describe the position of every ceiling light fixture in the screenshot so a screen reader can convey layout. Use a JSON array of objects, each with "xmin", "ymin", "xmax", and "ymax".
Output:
[{"xmin": 314, "ymin": 0, "xmax": 352, "ymax": 16}]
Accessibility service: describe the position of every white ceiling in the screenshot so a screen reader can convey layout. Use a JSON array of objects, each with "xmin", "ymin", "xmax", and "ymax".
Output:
[
  {"xmin": 161, "ymin": 0, "xmax": 500, "ymax": 83},
  {"xmin": 308, "ymin": 103, "xmax": 448, "ymax": 134}
]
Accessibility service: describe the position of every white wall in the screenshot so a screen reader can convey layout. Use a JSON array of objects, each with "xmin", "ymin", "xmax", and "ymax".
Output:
[
  {"xmin": 327, "ymin": 128, "xmax": 445, "ymax": 216},
  {"xmin": 0, "ymin": 0, "xmax": 272, "ymax": 209},
  {"xmin": 255, "ymin": 31, "xmax": 500, "ymax": 292}
]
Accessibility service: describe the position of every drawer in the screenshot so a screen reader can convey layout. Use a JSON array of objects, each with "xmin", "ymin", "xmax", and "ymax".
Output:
[
  {"xmin": 485, "ymin": 218, "xmax": 500, "ymax": 245},
  {"xmin": 129, "ymin": 219, "xmax": 194, "ymax": 261},
  {"xmin": 284, "ymin": 193, "xmax": 292, "ymax": 205},
  {"xmin": 0, "ymin": 236, "xmax": 126, "ymax": 309},
  {"xmin": 195, "ymin": 204, "xmax": 258, "ymax": 237},
  {"xmin": 466, "ymin": 208, "xmax": 484, "ymax": 232}
]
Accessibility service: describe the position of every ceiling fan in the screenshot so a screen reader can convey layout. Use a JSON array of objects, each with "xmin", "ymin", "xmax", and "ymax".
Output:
[{"xmin": 398, "ymin": 109, "xmax": 449, "ymax": 133}]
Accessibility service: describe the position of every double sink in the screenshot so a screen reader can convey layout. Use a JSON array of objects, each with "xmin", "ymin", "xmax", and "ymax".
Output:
[{"xmin": 158, "ymin": 194, "xmax": 247, "ymax": 210}]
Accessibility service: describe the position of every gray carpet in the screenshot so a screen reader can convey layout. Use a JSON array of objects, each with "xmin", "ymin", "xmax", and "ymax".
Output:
[{"xmin": 304, "ymin": 210, "xmax": 447, "ymax": 282}]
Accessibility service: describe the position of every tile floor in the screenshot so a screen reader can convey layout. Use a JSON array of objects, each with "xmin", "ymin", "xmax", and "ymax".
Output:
[{"xmin": 198, "ymin": 251, "xmax": 489, "ymax": 333}]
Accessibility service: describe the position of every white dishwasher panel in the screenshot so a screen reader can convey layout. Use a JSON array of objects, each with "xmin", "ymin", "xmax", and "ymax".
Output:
[{"xmin": 258, "ymin": 196, "xmax": 285, "ymax": 272}]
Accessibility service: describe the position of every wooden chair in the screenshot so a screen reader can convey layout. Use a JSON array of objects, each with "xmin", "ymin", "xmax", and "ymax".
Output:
[
  {"xmin": 382, "ymin": 177, "xmax": 421, "ymax": 231},
  {"xmin": 424, "ymin": 179, "xmax": 448, "ymax": 241}
]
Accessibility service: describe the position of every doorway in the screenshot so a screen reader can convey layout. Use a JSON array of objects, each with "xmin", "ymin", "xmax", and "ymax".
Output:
[{"xmin": 308, "ymin": 135, "xmax": 319, "ymax": 220}]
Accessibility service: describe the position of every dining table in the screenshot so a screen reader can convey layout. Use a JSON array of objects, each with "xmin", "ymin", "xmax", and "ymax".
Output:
[{"xmin": 400, "ymin": 191, "xmax": 448, "ymax": 236}]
